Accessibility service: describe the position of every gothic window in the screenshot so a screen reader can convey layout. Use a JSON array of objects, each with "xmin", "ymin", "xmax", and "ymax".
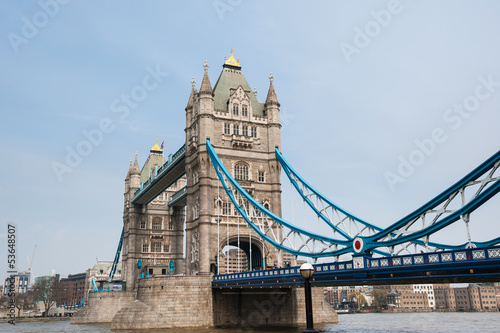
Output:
[
  {"xmin": 152, "ymin": 218, "xmax": 162, "ymax": 230},
  {"xmin": 164, "ymin": 244, "xmax": 170, "ymax": 253},
  {"xmin": 222, "ymin": 202, "xmax": 231, "ymax": 215},
  {"xmin": 224, "ymin": 123, "xmax": 230, "ymax": 135},
  {"xmin": 242, "ymin": 105, "xmax": 248, "ymax": 116},
  {"xmin": 251, "ymin": 127, "xmax": 257, "ymax": 138},
  {"xmin": 168, "ymin": 222, "xmax": 174, "ymax": 230},
  {"xmin": 140, "ymin": 220, "xmax": 146, "ymax": 229},
  {"xmin": 242, "ymin": 126, "xmax": 248, "ymax": 136},
  {"xmin": 258, "ymin": 171, "xmax": 265, "ymax": 182},
  {"xmin": 151, "ymin": 242, "xmax": 162, "ymax": 252},
  {"xmin": 234, "ymin": 163, "xmax": 249, "ymax": 181},
  {"xmin": 263, "ymin": 202, "xmax": 271, "ymax": 210},
  {"xmin": 234, "ymin": 124, "xmax": 239, "ymax": 135},
  {"xmin": 142, "ymin": 244, "xmax": 149, "ymax": 253},
  {"xmin": 233, "ymin": 104, "xmax": 239, "ymax": 115},
  {"xmin": 192, "ymin": 170, "xmax": 199, "ymax": 184}
]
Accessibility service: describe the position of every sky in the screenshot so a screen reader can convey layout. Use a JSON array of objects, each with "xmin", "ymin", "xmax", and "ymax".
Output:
[{"xmin": 1, "ymin": 0, "xmax": 500, "ymax": 280}]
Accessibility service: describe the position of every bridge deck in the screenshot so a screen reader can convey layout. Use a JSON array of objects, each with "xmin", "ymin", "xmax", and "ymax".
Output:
[{"xmin": 212, "ymin": 246, "xmax": 500, "ymax": 289}]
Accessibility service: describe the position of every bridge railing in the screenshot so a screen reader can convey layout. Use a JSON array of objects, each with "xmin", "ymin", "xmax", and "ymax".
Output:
[
  {"xmin": 169, "ymin": 186, "xmax": 187, "ymax": 206},
  {"xmin": 133, "ymin": 144, "xmax": 186, "ymax": 200},
  {"xmin": 213, "ymin": 245, "xmax": 500, "ymax": 284}
]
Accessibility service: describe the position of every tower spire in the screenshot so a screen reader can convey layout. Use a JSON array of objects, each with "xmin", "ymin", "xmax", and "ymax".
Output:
[
  {"xmin": 131, "ymin": 151, "xmax": 140, "ymax": 175},
  {"xmin": 265, "ymin": 72, "xmax": 280, "ymax": 107},
  {"xmin": 199, "ymin": 61, "xmax": 213, "ymax": 95}
]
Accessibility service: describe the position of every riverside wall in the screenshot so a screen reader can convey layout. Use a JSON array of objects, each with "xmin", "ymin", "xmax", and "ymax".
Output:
[{"xmin": 71, "ymin": 291, "xmax": 135, "ymax": 324}]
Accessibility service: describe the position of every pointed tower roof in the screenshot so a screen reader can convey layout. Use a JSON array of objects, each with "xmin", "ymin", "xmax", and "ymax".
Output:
[
  {"xmin": 125, "ymin": 158, "xmax": 132, "ymax": 180},
  {"xmin": 199, "ymin": 61, "xmax": 213, "ymax": 95},
  {"xmin": 140, "ymin": 140, "xmax": 166, "ymax": 183},
  {"xmin": 186, "ymin": 77, "xmax": 197, "ymax": 109},
  {"xmin": 213, "ymin": 49, "xmax": 265, "ymax": 116},
  {"xmin": 265, "ymin": 72, "xmax": 280, "ymax": 107},
  {"xmin": 131, "ymin": 152, "xmax": 141, "ymax": 175}
]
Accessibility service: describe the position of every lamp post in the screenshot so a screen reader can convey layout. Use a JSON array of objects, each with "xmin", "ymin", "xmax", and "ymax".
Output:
[{"xmin": 300, "ymin": 263, "xmax": 317, "ymax": 333}]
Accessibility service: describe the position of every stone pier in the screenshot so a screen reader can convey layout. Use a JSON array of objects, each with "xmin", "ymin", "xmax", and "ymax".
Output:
[
  {"xmin": 71, "ymin": 291, "xmax": 135, "ymax": 324},
  {"xmin": 72, "ymin": 276, "xmax": 337, "ymax": 329}
]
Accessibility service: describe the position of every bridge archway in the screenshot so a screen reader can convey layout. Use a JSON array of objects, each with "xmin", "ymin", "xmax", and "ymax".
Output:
[{"xmin": 218, "ymin": 235, "xmax": 266, "ymax": 273}]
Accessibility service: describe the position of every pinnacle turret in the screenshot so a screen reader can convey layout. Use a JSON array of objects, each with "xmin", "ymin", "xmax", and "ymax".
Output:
[
  {"xmin": 186, "ymin": 77, "xmax": 197, "ymax": 109},
  {"xmin": 265, "ymin": 72, "xmax": 280, "ymax": 107},
  {"xmin": 199, "ymin": 61, "xmax": 213, "ymax": 95},
  {"xmin": 131, "ymin": 151, "xmax": 141, "ymax": 175}
]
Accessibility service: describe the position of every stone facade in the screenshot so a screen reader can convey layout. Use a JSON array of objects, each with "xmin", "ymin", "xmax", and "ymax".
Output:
[
  {"xmin": 183, "ymin": 55, "xmax": 283, "ymax": 276},
  {"xmin": 122, "ymin": 147, "xmax": 186, "ymax": 291},
  {"xmin": 71, "ymin": 291, "xmax": 135, "ymax": 324},
  {"xmin": 111, "ymin": 276, "xmax": 213, "ymax": 329}
]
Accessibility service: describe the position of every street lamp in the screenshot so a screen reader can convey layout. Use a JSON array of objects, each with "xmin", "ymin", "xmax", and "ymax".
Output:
[{"xmin": 300, "ymin": 263, "xmax": 317, "ymax": 333}]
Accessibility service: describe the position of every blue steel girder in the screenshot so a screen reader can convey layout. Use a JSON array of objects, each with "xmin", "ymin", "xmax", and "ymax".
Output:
[
  {"xmin": 276, "ymin": 147, "xmax": 500, "ymax": 255},
  {"xmin": 207, "ymin": 139, "xmax": 358, "ymax": 258}
]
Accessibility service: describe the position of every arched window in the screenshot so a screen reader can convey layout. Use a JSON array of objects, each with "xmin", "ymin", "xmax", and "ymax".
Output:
[
  {"xmin": 242, "ymin": 105, "xmax": 248, "ymax": 116},
  {"xmin": 152, "ymin": 217, "xmax": 162, "ymax": 230},
  {"xmin": 233, "ymin": 104, "xmax": 239, "ymax": 115},
  {"xmin": 234, "ymin": 162, "xmax": 249, "ymax": 181}
]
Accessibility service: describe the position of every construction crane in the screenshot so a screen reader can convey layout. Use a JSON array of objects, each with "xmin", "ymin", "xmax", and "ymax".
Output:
[{"xmin": 28, "ymin": 245, "xmax": 37, "ymax": 286}]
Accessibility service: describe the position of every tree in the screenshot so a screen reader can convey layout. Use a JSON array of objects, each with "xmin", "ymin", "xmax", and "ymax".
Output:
[
  {"xmin": 371, "ymin": 289, "xmax": 388, "ymax": 311},
  {"xmin": 348, "ymin": 291, "xmax": 367, "ymax": 309},
  {"xmin": 32, "ymin": 276, "xmax": 57, "ymax": 316}
]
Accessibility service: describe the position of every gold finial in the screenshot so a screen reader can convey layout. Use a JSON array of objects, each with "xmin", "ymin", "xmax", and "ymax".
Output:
[
  {"xmin": 191, "ymin": 77, "xmax": 196, "ymax": 88},
  {"xmin": 130, "ymin": 158, "xmax": 132, "ymax": 167},
  {"xmin": 135, "ymin": 151, "xmax": 138, "ymax": 159},
  {"xmin": 269, "ymin": 72, "xmax": 274, "ymax": 83},
  {"xmin": 203, "ymin": 60, "xmax": 209, "ymax": 71},
  {"xmin": 224, "ymin": 48, "xmax": 240, "ymax": 67},
  {"xmin": 151, "ymin": 139, "xmax": 162, "ymax": 152}
]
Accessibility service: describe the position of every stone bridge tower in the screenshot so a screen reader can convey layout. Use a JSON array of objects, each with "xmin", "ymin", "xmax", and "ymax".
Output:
[
  {"xmin": 122, "ymin": 143, "xmax": 185, "ymax": 291},
  {"xmin": 184, "ymin": 50, "xmax": 282, "ymax": 276}
]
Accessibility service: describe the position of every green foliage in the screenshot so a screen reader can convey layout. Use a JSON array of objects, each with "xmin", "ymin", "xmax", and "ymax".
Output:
[
  {"xmin": 32, "ymin": 276, "xmax": 57, "ymax": 316},
  {"xmin": 371, "ymin": 289, "xmax": 388, "ymax": 310}
]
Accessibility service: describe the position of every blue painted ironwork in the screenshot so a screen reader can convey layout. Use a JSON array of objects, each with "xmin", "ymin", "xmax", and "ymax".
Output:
[
  {"xmin": 168, "ymin": 260, "xmax": 175, "ymax": 276},
  {"xmin": 275, "ymin": 146, "xmax": 500, "ymax": 255},
  {"xmin": 208, "ymin": 139, "xmax": 500, "ymax": 258},
  {"xmin": 207, "ymin": 139, "xmax": 351, "ymax": 258},
  {"xmin": 213, "ymin": 245, "xmax": 500, "ymax": 288},
  {"xmin": 107, "ymin": 227, "xmax": 124, "ymax": 291}
]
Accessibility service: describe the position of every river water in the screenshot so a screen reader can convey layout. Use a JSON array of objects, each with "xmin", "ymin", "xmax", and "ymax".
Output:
[{"xmin": 2, "ymin": 312, "xmax": 500, "ymax": 332}]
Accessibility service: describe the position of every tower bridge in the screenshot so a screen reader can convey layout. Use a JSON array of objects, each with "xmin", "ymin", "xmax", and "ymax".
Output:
[{"xmin": 72, "ymin": 50, "xmax": 500, "ymax": 330}]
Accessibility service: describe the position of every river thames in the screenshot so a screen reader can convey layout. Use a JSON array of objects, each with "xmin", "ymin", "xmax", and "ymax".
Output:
[{"xmin": 1, "ymin": 312, "xmax": 500, "ymax": 333}]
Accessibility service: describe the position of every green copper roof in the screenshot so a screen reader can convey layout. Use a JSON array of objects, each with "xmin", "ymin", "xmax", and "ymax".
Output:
[{"xmin": 213, "ymin": 66, "xmax": 264, "ymax": 116}]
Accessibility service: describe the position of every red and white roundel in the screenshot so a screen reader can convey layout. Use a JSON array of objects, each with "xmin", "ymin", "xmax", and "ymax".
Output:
[
  {"xmin": 353, "ymin": 237, "xmax": 364, "ymax": 253},
  {"xmin": 466, "ymin": 242, "xmax": 477, "ymax": 249}
]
